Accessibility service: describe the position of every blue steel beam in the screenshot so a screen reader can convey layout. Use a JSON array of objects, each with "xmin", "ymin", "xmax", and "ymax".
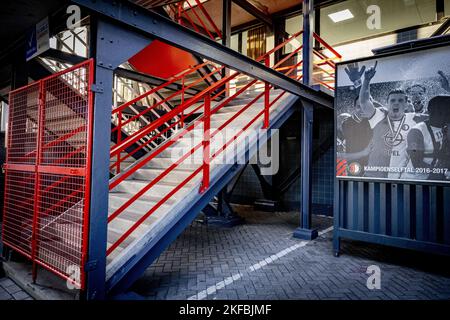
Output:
[
  {"xmin": 41, "ymin": 49, "xmax": 87, "ymax": 65},
  {"xmin": 71, "ymin": 0, "xmax": 333, "ymax": 109},
  {"xmin": 83, "ymin": 17, "xmax": 150, "ymax": 300}
]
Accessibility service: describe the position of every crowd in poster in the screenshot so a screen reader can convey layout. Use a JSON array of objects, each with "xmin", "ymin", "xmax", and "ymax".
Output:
[{"xmin": 336, "ymin": 45, "xmax": 450, "ymax": 183}]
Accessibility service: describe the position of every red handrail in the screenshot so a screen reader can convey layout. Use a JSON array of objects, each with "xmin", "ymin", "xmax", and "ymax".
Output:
[
  {"xmin": 112, "ymin": 61, "xmax": 212, "ymax": 115},
  {"xmin": 107, "ymin": 71, "xmax": 301, "ymax": 254},
  {"xmin": 109, "ymin": 31, "xmax": 304, "ymax": 190},
  {"xmin": 110, "ymin": 65, "xmax": 234, "ymax": 159},
  {"xmin": 106, "ymin": 30, "xmax": 311, "ymax": 255},
  {"xmin": 181, "ymin": 7, "xmax": 202, "ymax": 34},
  {"xmin": 313, "ymin": 32, "xmax": 342, "ymax": 59},
  {"xmin": 107, "ymin": 30, "xmax": 340, "ymax": 256},
  {"xmin": 112, "ymin": 60, "xmax": 225, "ymax": 134},
  {"xmin": 194, "ymin": 0, "xmax": 222, "ymax": 39},
  {"xmin": 111, "ymin": 31, "xmax": 305, "ymax": 171},
  {"xmin": 185, "ymin": 0, "xmax": 215, "ymax": 40},
  {"xmin": 170, "ymin": 0, "xmax": 222, "ymax": 40}
]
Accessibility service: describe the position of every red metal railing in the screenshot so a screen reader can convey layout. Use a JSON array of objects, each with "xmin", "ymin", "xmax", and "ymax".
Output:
[
  {"xmin": 166, "ymin": 0, "xmax": 222, "ymax": 40},
  {"xmin": 312, "ymin": 32, "xmax": 342, "ymax": 90},
  {"xmin": 110, "ymin": 60, "xmax": 226, "ymax": 173},
  {"xmin": 107, "ymin": 31, "xmax": 307, "ymax": 256},
  {"xmin": 164, "ymin": 0, "xmax": 339, "ymax": 89},
  {"xmin": 2, "ymin": 59, "xmax": 94, "ymax": 289}
]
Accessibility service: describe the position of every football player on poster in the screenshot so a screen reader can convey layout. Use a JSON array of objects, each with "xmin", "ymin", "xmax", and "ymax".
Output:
[{"xmin": 359, "ymin": 61, "xmax": 419, "ymax": 179}]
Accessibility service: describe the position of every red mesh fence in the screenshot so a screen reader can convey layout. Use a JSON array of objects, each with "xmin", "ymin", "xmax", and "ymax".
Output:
[{"xmin": 2, "ymin": 59, "xmax": 94, "ymax": 289}]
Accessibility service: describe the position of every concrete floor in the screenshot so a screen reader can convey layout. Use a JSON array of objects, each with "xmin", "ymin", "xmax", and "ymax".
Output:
[{"xmin": 1, "ymin": 205, "xmax": 450, "ymax": 300}]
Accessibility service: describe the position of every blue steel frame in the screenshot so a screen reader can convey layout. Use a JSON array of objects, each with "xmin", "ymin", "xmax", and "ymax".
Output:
[
  {"xmin": 333, "ymin": 41, "xmax": 450, "ymax": 257},
  {"xmin": 83, "ymin": 17, "xmax": 150, "ymax": 300}
]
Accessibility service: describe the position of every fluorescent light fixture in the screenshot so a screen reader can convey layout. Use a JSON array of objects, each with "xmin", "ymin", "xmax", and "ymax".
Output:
[{"xmin": 328, "ymin": 9, "xmax": 354, "ymax": 23}]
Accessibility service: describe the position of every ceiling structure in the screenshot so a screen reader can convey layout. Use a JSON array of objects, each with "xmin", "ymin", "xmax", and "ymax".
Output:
[
  {"xmin": 0, "ymin": 0, "xmax": 64, "ymax": 56},
  {"xmin": 320, "ymin": 0, "xmax": 439, "ymax": 45},
  {"xmin": 171, "ymin": 0, "xmax": 303, "ymax": 32},
  {"xmin": 130, "ymin": 0, "xmax": 184, "ymax": 10},
  {"xmin": 199, "ymin": 0, "xmax": 302, "ymax": 28}
]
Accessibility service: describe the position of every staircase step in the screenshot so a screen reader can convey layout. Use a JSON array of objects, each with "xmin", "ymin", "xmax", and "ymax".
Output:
[
  {"xmin": 110, "ymin": 190, "xmax": 176, "ymax": 206},
  {"xmin": 107, "ymin": 218, "xmax": 151, "ymax": 249},
  {"xmin": 141, "ymin": 157, "xmax": 201, "ymax": 171},
  {"xmin": 109, "ymin": 198, "xmax": 168, "ymax": 221},
  {"xmin": 110, "ymin": 155, "xmax": 136, "ymax": 164},
  {"xmin": 130, "ymin": 167, "xmax": 192, "ymax": 183},
  {"xmin": 110, "ymin": 178, "xmax": 197, "ymax": 198},
  {"xmin": 105, "ymin": 90, "xmax": 296, "ymax": 277}
]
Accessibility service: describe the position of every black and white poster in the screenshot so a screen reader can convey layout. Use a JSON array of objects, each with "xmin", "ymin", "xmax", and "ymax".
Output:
[{"xmin": 335, "ymin": 45, "xmax": 450, "ymax": 183}]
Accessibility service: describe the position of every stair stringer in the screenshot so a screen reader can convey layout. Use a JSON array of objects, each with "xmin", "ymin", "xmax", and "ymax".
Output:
[{"xmin": 105, "ymin": 94, "xmax": 300, "ymax": 296}]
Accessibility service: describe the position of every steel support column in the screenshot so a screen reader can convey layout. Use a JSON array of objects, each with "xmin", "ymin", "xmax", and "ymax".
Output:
[
  {"xmin": 293, "ymin": 0, "xmax": 317, "ymax": 240},
  {"xmin": 222, "ymin": 0, "xmax": 232, "ymax": 92},
  {"xmin": 273, "ymin": 17, "xmax": 286, "ymax": 65},
  {"xmin": 222, "ymin": 0, "xmax": 232, "ymax": 48},
  {"xmin": 302, "ymin": 0, "xmax": 314, "ymax": 86},
  {"xmin": 83, "ymin": 17, "xmax": 150, "ymax": 300},
  {"xmin": 202, "ymin": 189, "xmax": 244, "ymax": 227},
  {"xmin": 294, "ymin": 100, "xmax": 318, "ymax": 240}
]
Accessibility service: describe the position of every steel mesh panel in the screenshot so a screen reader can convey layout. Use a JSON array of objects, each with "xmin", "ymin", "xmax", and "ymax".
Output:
[
  {"xmin": 36, "ymin": 62, "xmax": 92, "ymax": 287},
  {"xmin": 41, "ymin": 66, "xmax": 89, "ymax": 167},
  {"xmin": 6, "ymin": 83, "xmax": 40, "ymax": 165},
  {"xmin": 36, "ymin": 173, "xmax": 86, "ymax": 284},
  {"xmin": 2, "ymin": 83, "xmax": 40, "ymax": 256},
  {"xmin": 2, "ymin": 170, "xmax": 36, "ymax": 256},
  {"xmin": 2, "ymin": 60, "xmax": 93, "ymax": 289}
]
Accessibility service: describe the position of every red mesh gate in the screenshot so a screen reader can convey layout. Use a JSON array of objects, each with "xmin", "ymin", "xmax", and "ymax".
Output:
[{"xmin": 2, "ymin": 59, "xmax": 94, "ymax": 289}]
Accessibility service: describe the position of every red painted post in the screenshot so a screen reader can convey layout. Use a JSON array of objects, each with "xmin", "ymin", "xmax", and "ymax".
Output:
[
  {"xmin": 117, "ymin": 110, "xmax": 122, "ymax": 174},
  {"xmin": 181, "ymin": 76, "xmax": 185, "ymax": 127},
  {"xmin": 31, "ymin": 80, "xmax": 46, "ymax": 283},
  {"xmin": 200, "ymin": 93, "xmax": 211, "ymax": 193},
  {"xmin": 264, "ymin": 56, "xmax": 270, "ymax": 129},
  {"xmin": 177, "ymin": 2, "xmax": 183, "ymax": 25}
]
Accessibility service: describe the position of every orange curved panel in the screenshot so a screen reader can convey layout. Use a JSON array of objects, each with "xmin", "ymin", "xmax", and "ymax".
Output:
[{"xmin": 129, "ymin": 40, "xmax": 198, "ymax": 79}]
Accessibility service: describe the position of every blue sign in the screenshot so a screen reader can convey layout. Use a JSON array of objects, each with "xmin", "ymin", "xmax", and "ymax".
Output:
[
  {"xmin": 25, "ymin": 17, "xmax": 49, "ymax": 61},
  {"xmin": 25, "ymin": 28, "xmax": 37, "ymax": 61}
]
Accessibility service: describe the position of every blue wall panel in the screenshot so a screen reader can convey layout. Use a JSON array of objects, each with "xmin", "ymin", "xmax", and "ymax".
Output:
[{"xmin": 335, "ymin": 180, "xmax": 450, "ymax": 256}]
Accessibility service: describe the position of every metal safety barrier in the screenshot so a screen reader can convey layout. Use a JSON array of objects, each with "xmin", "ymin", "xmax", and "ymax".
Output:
[
  {"xmin": 107, "ymin": 31, "xmax": 311, "ymax": 256},
  {"xmin": 2, "ymin": 59, "xmax": 94, "ymax": 289}
]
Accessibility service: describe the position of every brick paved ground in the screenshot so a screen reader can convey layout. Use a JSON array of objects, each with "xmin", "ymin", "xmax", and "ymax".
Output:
[
  {"xmin": 0, "ymin": 226, "xmax": 33, "ymax": 300},
  {"xmin": 131, "ymin": 206, "xmax": 450, "ymax": 300},
  {"xmin": 1, "ymin": 205, "xmax": 450, "ymax": 300},
  {"xmin": 0, "ymin": 274, "xmax": 33, "ymax": 300}
]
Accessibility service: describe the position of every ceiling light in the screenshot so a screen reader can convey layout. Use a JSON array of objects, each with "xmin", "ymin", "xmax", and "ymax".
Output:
[{"xmin": 328, "ymin": 9, "xmax": 354, "ymax": 23}]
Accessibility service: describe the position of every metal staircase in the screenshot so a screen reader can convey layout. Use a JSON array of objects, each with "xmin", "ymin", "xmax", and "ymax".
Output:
[
  {"xmin": 2, "ymin": 0, "xmax": 340, "ymax": 297},
  {"xmin": 103, "ymin": 30, "xmax": 340, "ymax": 294}
]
